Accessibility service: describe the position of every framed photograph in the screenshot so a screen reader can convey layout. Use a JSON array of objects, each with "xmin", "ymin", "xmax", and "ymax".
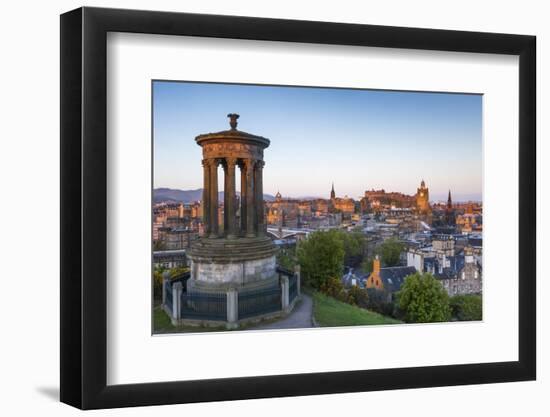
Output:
[{"xmin": 60, "ymin": 6, "xmax": 536, "ymax": 409}]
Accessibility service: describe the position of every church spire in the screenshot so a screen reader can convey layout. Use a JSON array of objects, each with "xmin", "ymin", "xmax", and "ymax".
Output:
[
  {"xmin": 330, "ymin": 182, "xmax": 336, "ymax": 200},
  {"xmin": 446, "ymin": 189, "xmax": 454, "ymax": 225}
]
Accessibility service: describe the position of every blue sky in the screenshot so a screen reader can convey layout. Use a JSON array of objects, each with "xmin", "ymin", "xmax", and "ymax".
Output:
[{"xmin": 153, "ymin": 81, "xmax": 482, "ymax": 202}]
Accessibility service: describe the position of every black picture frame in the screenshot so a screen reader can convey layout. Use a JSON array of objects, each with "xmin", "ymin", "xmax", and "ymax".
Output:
[{"xmin": 60, "ymin": 6, "xmax": 536, "ymax": 410}]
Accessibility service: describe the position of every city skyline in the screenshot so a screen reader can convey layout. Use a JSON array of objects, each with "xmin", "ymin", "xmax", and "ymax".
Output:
[{"xmin": 153, "ymin": 81, "xmax": 483, "ymax": 202}]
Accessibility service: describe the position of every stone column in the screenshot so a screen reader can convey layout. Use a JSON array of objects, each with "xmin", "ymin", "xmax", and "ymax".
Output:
[
  {"xmin": 209, "ymin": 159, "xmax": 219, "ymax": 238},
  {"xmin": 224, "ymin": 157, "xmax": 237, "ymax": 238},
  {"xmin": 226, "ymin": 288, "xmax": 238, "ymax": 329},
  {"xmin": 162, "ymin": 271, "xmax": 170, "ymax": 308},
  {"xmin": 254, "ymin": 161, "xmax": 265, "ymax": 235},
  {"xmin": 172, "ymin": 281, "xmax": 183, "ymax": 322},
  {"xmin": 223, "ymin": 159, "xmax": 229, "ymax": 235},
  {"xmin": 281, "ymin": 276, "xmax": 290, "ymax": 312},
  {"xmin": 240, "ymin": 162, "xmax": 247, "ymax": 235},
  {"xmin": 202, "ymin": 159, "xmax": 210, "ymax": 236},
  {"xmin": 245, "ymin": 159, "xmax": 255, "ymax": 237}
]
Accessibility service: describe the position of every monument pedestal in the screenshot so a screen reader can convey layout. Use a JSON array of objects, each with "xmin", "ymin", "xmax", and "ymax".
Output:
[{"xmin": 187, "ymin": 236, "xmax": 279, "ymax": 293}]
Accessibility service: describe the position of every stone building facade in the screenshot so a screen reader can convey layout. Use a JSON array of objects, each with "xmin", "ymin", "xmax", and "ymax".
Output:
[
  {"xmin": 266, "ymin": 191, "xmax": 300, "ymax": 228},
  {"xmin": 363, "ymin": 189, "xmax": 416, "ymax": 211},
  {"xmin": 432, "ymin": 234, "xmax": 455, "ymax": 257},
  {"xmin": 407, "ymin": 240, "xmax": 482, "ymax": 297},
  {"xmin": 438, "ymin": 247, "xmax": 482, "ymax": 296},
  {"xmin": 329, "ymin": 183, "xmax": 355, "ymax": 216}
]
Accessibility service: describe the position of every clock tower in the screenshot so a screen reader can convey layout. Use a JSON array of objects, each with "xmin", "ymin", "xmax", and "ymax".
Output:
[{"xmin": 416, "ymin": 179, "xmax": 431, "ymax": 214}]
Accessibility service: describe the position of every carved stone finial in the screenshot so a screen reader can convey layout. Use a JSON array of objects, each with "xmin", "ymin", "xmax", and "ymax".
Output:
[{"xmin": 227, "ymin": 113, "xmax": 240, "ymax": 130}]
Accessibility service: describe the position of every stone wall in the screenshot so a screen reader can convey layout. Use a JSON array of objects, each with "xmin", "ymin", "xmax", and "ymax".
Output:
[{"xmin": 190, "ymin": 255, "xmax": 276, "ymax": 286}]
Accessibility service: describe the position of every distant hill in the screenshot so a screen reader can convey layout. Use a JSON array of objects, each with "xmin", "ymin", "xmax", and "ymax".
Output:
[
  {"xmin": 154, "ymin": 188, "xmax": 276, "ymax": 203},
  {"xmin": 154, "ymin": 188, "xmax": 203, "ymax": 203}
]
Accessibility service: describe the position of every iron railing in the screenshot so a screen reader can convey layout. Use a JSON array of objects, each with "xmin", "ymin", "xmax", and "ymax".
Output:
[
  {"xmin": 164, "ymin": 271, "xmax": 189, "ymax": 313},
  {"xmin": 289, "ymin": 274, "xmax": 298, "ymax": 304},
  {"xmin": 238, "ymin": 285, "xmax": 281, "ymax": 319},
  {"xmin": 180, "ymin": 291, "xmax": 227, "ymax": 321}
]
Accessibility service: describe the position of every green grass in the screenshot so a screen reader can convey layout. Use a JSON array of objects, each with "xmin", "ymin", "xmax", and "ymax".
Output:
[
  {"xmin": 153, "ymin": 306, "xmax": 176, "ymax": 333},
  {"xmin": 312, "ymin": 291, "xmax": 402, "ymax": 327}
]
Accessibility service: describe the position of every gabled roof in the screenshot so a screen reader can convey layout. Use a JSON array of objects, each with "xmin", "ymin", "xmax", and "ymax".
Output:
[
  {"xmin": 379, "ymin": 266, "xmax": 417, "ymax": 292},
  {"xmin": 468, "ymin": 237, "xmax": 483, "ymax": 247},
  {"xmin": 424, "ymin": 255, "xmax": 466, "ymax": 280}
]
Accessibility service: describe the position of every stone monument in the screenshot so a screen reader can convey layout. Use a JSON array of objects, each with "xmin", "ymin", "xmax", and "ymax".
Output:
[{"xmin": 187, "ymin": 114, "xmax": 279, "ymax": 293}]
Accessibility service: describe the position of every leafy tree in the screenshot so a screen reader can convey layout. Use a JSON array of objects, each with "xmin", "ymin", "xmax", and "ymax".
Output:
[
  {"xmin": 340, "ymin": 230, "xmax": 366, "ymax": 266},
  {"xmin": 377, "ymin": 237, "xmax": 404, "ymax": 267},
  {"xmin": 450, "ymin": 294, "xmax": 482, "ymax": 321},
  {"xmin": 360, "ymin": 257, "xmax": 373, "ymax": 274},
  {"xmin": 297, "ymin": 230, "xmax": 345, "ymax": 289},
  {"xmin": 397, "ymin": 272, "xmax": 451, "ymax": 323},
  {"xmin": 313, "ymin": 229, "xmax": 367, "ymax": 267}
]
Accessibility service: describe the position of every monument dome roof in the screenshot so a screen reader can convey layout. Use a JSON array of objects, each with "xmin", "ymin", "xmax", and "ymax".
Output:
[{"xmin": 195, "ymin": 113, "xmax": 270, "ymax": 148}]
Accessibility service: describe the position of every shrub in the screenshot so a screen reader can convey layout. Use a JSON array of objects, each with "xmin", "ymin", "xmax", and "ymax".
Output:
[
  {"xmin": 277, "ymin": 248, "xmax": 297, "ymax": 271},
  {"xmin": 319, "ymin": 277, "xmax": 350, "ymax": 303},
  {"xmin": 450, "ymin": 294, "xmax": 482, "ymax": 321},
  {"xmin": 152, "ymin": 266, "xmax": 189, "ymax": 300},
  {"xmin": 153, "ymin": 269, "xmax": 164, "ymax": 300},
  {"xmin": 348, "ymin": 285, "xmax": 369, "ymax": 308},
  {"xmin": 365, "ymin": 288, "xmax": 394, "ymax": 317},
  {"xmin": 170, "ymin": 266, "xmax": 190, "ymax": 277}
]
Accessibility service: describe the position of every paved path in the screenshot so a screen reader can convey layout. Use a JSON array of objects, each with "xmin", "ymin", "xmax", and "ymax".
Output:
[{"xmin": 251, "ymin": 294, "xmax": 314, "ymax": 330}]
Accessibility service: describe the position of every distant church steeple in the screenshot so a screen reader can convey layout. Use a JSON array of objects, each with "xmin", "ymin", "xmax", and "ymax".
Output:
[
  {"xmin": 446, "ymin": 189, "xmax": 455, "ymax": 226},
  {"xmin": 330, "ymin": 182, "xmax": 336, "ymax": 200}
]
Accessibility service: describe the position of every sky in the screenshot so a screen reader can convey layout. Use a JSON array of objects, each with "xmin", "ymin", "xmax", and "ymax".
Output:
[{"xmin": 153, "ymin": 81, "xmax": 482, "ymax": 202}]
